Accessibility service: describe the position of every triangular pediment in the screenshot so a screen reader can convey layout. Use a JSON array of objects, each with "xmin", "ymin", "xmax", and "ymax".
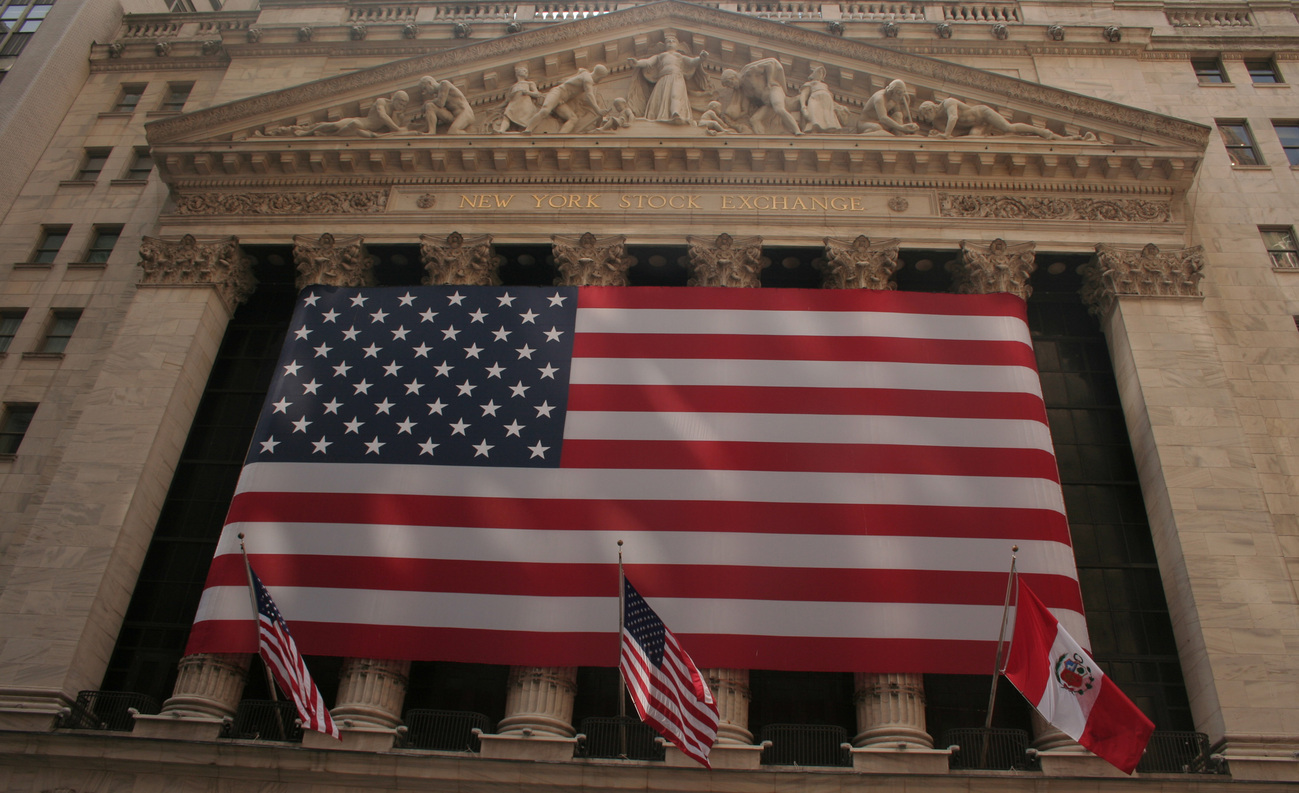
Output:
[{"xmin": 146, "ymin": 0, "xmax": 1208, "ymax": 192}]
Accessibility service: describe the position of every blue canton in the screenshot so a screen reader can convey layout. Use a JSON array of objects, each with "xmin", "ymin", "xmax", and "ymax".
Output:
[
  {"xmin": 624, "ymin": 578, "xmax": 667, "ymax": 667},
  {"xmin": 248, "ymin": 285, "xmax": 578, "ymax": 467}
]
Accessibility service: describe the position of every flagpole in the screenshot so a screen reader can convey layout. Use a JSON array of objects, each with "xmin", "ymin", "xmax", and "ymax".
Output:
[
  {"xmin": 238, "ymin": 533, "xmax": 280, "ymax": 705},
  {"xmin": 617, "ymin": 539, "xmax": 627, "ymax": 759},
  {"xmin": 980, "ymin": 545, "xmax": 1018, "ymax": 767}
]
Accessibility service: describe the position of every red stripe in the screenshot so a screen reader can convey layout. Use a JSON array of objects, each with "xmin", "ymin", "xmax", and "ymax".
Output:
[
  {"xmin": 226, "ymin": 492, "xmax": 1072, "ymax": 543},
  {"xmin": 621, "ymin": 642, "xmax": 716, "ymax": 761},
  {"xmin": 207, "ymin": 555, "xmax": 1083, "ymax": 611},
  {"xmin": 1002, "ymin": 581, "xmax": 1060, "ymax": 705},
  {"xmin": 567, "ymin": 384, "xmax": 1048, "ymax": 423},
  {"xmin": 576, "ymin": 285, "xmax": 1028, "ymax": 318},
  {"xmin": 572, "ymin": 332, "xmax": 1036, "ymax": 367},
  {"xmin": 561, "ymin": 439, "xmax": 1061, "ymax": 481},
  {"xmin": 190, "ymin": 622, "xmax": 1012, "ymax": 673}
]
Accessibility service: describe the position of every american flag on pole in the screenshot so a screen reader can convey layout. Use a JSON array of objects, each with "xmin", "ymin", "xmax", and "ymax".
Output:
[
  {"xmin": 249, "ymin": 564, "xmax": 340, "ymax": 739},
  {"xmin": 187, "ymin": 285, "xmax": 1083, "ymax": 672},
  {"xmin": 620, "ymin": 575, "xmax": 719, "ymax": 767}
]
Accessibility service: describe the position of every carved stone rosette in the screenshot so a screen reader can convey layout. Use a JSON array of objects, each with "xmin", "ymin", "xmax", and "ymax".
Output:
[
  {"xmin": 852, "ymin": 672, "xmax": 933, "ymax": 748},
  {"xmin": 420, "ymin": 232, "xmax": 500, "ymax": 286},
  {"xmin": 820, "ymin": 236, "xmax": 902, "ymax": 290},
  {"xmin": 1080, "ymin": 242, "xmax": 1206, "ymax": 317},
  {"xmin": 497, "ymin": 666, "xmax": 579, "ymax": 736},
  {"xmin": 687, "ymin": 234, "xmax": 766, "ymax": 288},
  {"xmin": 292, "ymin": 233, "xmax": 378, "ymax": 290},
  {"xmin": 138, "ymin": 234, "xmax": 257, "ymax": 309},
  {"xmin": 951, "ymin": 239, "xmax": 1037, "ymax": 299},
  {"xmin": 551, "ymin": 232, "xmax": 635, "ymax": 287}
]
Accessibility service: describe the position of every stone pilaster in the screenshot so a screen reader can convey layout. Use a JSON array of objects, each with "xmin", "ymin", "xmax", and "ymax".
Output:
[
  {"xmin": 551, "ymin": 232, "xmax": 635, "ymax": 286},
  {"xmin": 332, "ymin": 657, "xmax": 410, "ymax": 729},
  {"xmin": 420, "ymin": 232, "xmax": 499, "ymax": 285},
  {"xmin": 1081, "ymin": 243, "xmax": 1205, "ymax": 317},
  {"xmin": 291, "ymin": 233, "xmax": 378, "ymax": 290},
  {"xmin": 139, "ymin": 234, "xmax": 257, "ymax": 310},
  {"xmin": 496, "ymin": 665, "xmax": 578, "ymax": 736},
  {"xmin": 852, "ymin": 672, "xmax": 932, "ymax": 748},
  {"xmin": 819, "ymin": 236, "xmax": 902, "ymax": 290},
  {"xmin": 950, "ymin": 239, "xmax": 1037, "ymax": 299},
  {"xmin": 707, "ymin": 667, "xmax": 753, "ymax": 745},
  {"xmin": 686, "ymin": 233, "xmax": 767, "ymax": 288}
]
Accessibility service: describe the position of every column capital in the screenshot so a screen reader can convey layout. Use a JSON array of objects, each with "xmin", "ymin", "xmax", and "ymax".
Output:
[
  {"xmin": 420, "ymin": 232, "xmax": 500, "ymax": 286},
  {"xmin": 137, "ymin": 234, "xmax": 256, "ymax": 310},
  {"xmin": 687, "ymin": 233, "xmax": 767, "ymax": 288},
  {"xmin": 1081, "ymin": 242, "xmax": 1206, "ymax": 317},
  {"xmin": 951, "ymin": 239, "xmax": 1037, "ymax": 299},
  {"xmin": 551, "ymin": 232, "xmax": 634, "ymax": 286},
  {"xmin": 820, "ymin": 236, "xmax": 902, "ymax": 290},
  {"xmin": 292, "ymin": 233, "xmax": 377, "ymax": 290}
]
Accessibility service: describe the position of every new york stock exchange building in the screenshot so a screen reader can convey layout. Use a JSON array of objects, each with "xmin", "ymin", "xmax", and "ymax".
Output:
[{"xmin": 4, "ymin": 0, "xmax": 1299, "ymax": 789}]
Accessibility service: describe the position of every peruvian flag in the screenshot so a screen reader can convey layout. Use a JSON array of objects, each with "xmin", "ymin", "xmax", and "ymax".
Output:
[{"xmin": 1004, "ymin": 580, "xmax": 1155, "ymax": 774}]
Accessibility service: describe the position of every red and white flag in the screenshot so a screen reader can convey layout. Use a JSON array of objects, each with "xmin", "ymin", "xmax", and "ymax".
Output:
[{"xmin": 1003, "ymin": 580, "xmax": 1153, "ymax": 774}]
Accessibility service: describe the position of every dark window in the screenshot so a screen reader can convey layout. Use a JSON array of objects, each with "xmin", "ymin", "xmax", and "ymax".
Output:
[
  {"xmin": 0, "ymin": 404, "xmax": 36, "ymax": 455},
  {"xmin": 85, "ymin": 226, "xmax": 121, "ymax": 263},
  {"xmin": 1192, "ymin": 58, "xmax": 1227, "ymax": 84},
  {"xmin": 1246, "ymin": 59, "xmax": 1282, "ymax": 84},
  {"xmin": 125, "ymin": 147, "xmax": 153, "ymax": 180},
  {"xmin": 30, "ymin": 226, "xmax": 68, "ymax": 263},
  {"xmin": 1260, "ymin": 227, "xmax": 1299, "ymax": 269},
  {"xmin": 1217, "ymin": 121, "xmax": 1263, "ymax": 165},
  {"xmin": 40, "ymin": 309, "xmax": 80, "ymax": 353},
  {"xmin": 113, "ymin": 83, "xmax": 146, "ymax": 113},
  {"xmin": 0, "ymin": 310, "xmax": 25, "ymax": 352},
  {"xmin": 159, "ymin": 83, "xmax": 192, "ymax": 113},
  {"xmin": 76, "ymin": 148, "xmax": 111, "ymax": 182},
  {"xmin": 1273, "ymin": 122, "xmax": 1299, "ymax": 166},
  {"xmin": 0, "ymin": 32, "xmax": 31, "ymax": 55}
]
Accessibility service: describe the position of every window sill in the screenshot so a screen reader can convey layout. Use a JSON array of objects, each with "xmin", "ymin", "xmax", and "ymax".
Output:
[
  {"xmin": 58, "ymin": 180, "xmax": 97, "ymax": 187},
  {"xmin": 145, "ymin": 110, "xmax": 181, "ymax": 118},
  {"xmin": 1230, "ymin": 164, "xmax": 1272, "ymax": 171},
  {"xmin": 12, "ymin": 262, "xmax": 52, "ymax": 270},
  {"xmin": 1252, "ymin": 83, "xmax": 1289, "ymax": 89},
  {"xmin": 67, "ymin": 262, "xmax": 108, "ymax": 270},
  {"xmin": 97, "ymin": 111, "xmax": 135, "ymax": 119},
  {"xmin": 110, "ymin": 179, "xmax": 149, "ymax": 187},
  {"xmin": 21, "ymin": 352, "xmax": 64, "ymax": 361},
  {"xmin": 1273, "ymin": 266, "xmax": 1299, "ymax": 272},
  {"xmin": 1196, "ymin": 82, "xmax": 1236, "ymax": 88}
]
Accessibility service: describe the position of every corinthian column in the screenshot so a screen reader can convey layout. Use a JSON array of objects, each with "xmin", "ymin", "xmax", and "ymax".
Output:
[
  {"xmin": 950, "ymin": 238, "xmax": 1038, "ymax": 299},
  {"xmin": 686, "ymin": 233, "xmax": 767, "ymax": 287},
  {"xmin": 420, "ymin": 231, "xmax": 499, "ymax": 285},
  {"xmin": 820, "ymin": 236, "xmax": 903, "ymax": 290},
  {"xmin": 551, "ymin": 232, "xmax": 635, "ymax": 286},
  {"xmin": 292, "ymin": 233, "xmax": 378, "ymax": 290}
]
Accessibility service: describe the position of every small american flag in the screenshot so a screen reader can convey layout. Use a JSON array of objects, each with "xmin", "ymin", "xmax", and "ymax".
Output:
[
  {"xmin": 250, "ymin": 565, "xmax": 340, "ymax": 739},
  {"xmin": 620, "ymin": 575, "xmax": 718, "ymax": 768}
]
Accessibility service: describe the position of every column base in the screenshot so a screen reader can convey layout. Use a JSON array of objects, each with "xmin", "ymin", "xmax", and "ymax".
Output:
[
  {"xmin": 1037, "ymin": 748, "xmax": 1128, "ymax": 777},
  {"xmin": 302, "ymin": 724, "xmax": 386, "ymax": 751},
  {"xmin": 850, "ymin": 745, "xmax": 951, "ymax": 774},
  {"xmin": 664, "ymin": 742, "xmax": 763, "ymax": 769},
  {"xmin": 131, "ymin": 711, "xmax": 226, "ymax": 741},
  {"xmin": 1218, "ymin": 740, "xmax": 1299, "ymax": 782},
  {"xmin": 478, "ymin": 732, "xmax": 577, "ymax": 762},
  {"xmin": 0, "ymin": 688, "xmax": 68, "ymax": 731}
]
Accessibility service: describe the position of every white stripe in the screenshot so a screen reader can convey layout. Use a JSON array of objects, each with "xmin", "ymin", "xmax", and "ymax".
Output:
[
  {"xmin": 565, "ymin": 411, "xmax": 1055, "ymax": 452},
  {"xmin": 221, "ymin": 523, "xmax": 1079, "ymax": 577},
  {"xmin": 576, "ymin": 307, "xmax": 1032, "ymax": 345},
  {"xmin": 234, "ymin": 462, "xmax": 1066, "ymax": 513},
  {"xmin": 571, "ymin": 357, "xmax": 1043, "ymax": 396},
  {"xmin": 196, "ymin": 587, "xmax": 1083, "ymax": 642}
]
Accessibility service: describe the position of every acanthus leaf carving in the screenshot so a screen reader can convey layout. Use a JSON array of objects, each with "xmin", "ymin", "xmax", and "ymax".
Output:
[
  {"xmin": 687, "ymin": 233, "xmax": 766, "ymax": 288},
  {"xmin": 1081, "ymin": 243, "xmax": 1205, "ymax": 316},
  {"xmin": 939, "ymin": 194, "xmax": 1171, "ymax": 223},
  {"xmin": 952, "ymin": 239, "xmax": 1037, "ymax": 299},
  {"xmin": 173, "ymin": 190, "xmax": 389, "ymax": 216},
  {"xmin": 138, "ymin": 234, "xmax": 256, "ymax": 309},
  {"xmin": 551, "ymin": 232, "xmax": 635, "ymax": 286},
  {"xmin": 820, "ymin": 236, "xmax": 902, "ymax": 290},
  {"xmin": 292, "ymin": 233, "xmax": 378, "ymax": 290},
  {"xmin": 420, "ymin": 231, "xmax": 500, "ymax": 286}
]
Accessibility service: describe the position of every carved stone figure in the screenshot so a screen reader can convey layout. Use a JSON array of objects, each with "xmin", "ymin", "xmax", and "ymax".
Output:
[
  {"xmin": 625, "ymin": 32, "xmax": 709, "ymax": 124},
  {"xmin": 292, "ymin": 91, "xmax": 409, "ymax": 137},
  {"xmin": 297, "ymin": 26, "xmax": 313, "ymax": 42},
  {"xmin": 551, "ymin": 232, "xmax": 634, "ymax": 286},
  {"xmin": 350, "ymin": 25, "xmax": 367, "ymax": 40},
  {"xmin": 719, "ymin": 58, "xmax": 802, "ymax": 136},
  {"xmin": 292, "ymin": 233, "xmax": 378, "ymax": 290},
  {"xmin": 245, "ymin": 27, "xmax": 262, "ymax": 43},
  {"xmin": 1103, "ymin": 25, "xmax": 1122, "ymax": 42},
  {"xmin": 935, "ymin": 22, "xmax": 952, "ymax": 38},
  {"xmin": 826, "ymin": 20, "xmax": 845, "ymax": 35},
  {"xmin": 697, "ymin": 101, "xmax": 737, "ymax": 135},
  {"xmin": 155, "ymin": 41, "xmax": 171, "ymax": 57},
  {"xmin": 108, "ymin": 42, "xmax": 124, "ymax": 57},
  {"xmin": 881, "ymin": 21, "xmax": 899, "ymax": 37},
  {"xmin": 1047, "ymin": 24, "xmax": 1065, "ymax": 41},
  {"xmin": 421, "ymin": 232, "xmax": 499, "ymax": 286},
  {"xmin": 856, "ymin": 79, "xmax": 919, "ymax": 136},
  {"xmin": 201, "ymin": 40, "xmax": 221, "ymax": 56},
  {"xmin": 492, "ymin": 64, "xmax": 544, "ymax": 132},
  {"xmin": 799, "ymin": 65, "xmax": 849, "ymax": 133},
  {"xmin": 917, "ymin": 97, "xmax": 1063, "ymax": 140},
  {"xmin": 402, "ymin": 22, "xmax": 419, "ymax": 39},
  {"xmin": 415, "ymin": 76, "xmax": 474, "ymax": 134},
  {"xmin": 820, "ymin": 236, "xmax": 902, "ymax": 290},
  {"xmin": 687, "ymin": 233, "xmax": 766, "ymax": 288},
  {"xmin": 951, "ymin": 239, "xmax": 1037, "ymax": 299},
  {"xmin": 991, "ymin": 22, "xmax": 1009, "ymax": 39},
  {"xmin": 596, "ymin": 98, "xmax": 635, "ymax": 131},
  {"xmin": 138, "ymin": 234, "xmax": 256, "ymax": 308},
  {"xmin": 1081, "ymin": 243, "xmax": 1205, "ymax": 316},
  {"xmin": 452, "ymin": 22, "xmax": 472, "ymax": 38},
  {"xmin": 524, "ymin": 65, "xmax": 609, "ymax": 134}
]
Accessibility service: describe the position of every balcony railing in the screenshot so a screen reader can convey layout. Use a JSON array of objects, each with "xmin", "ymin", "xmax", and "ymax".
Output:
[
  {"xmin": 54, "ymin": 690, "xmax": 159, "ymax": 732},
  {"xmin": 399, "ymin": 709, "xmax": 493, "ymax": 752},
  {"xmin": 758, "ymin": 724, "xmax": 853, "ymax": 767},
  {"xmin": 577, "ymin": 716, "xmax": 666, "ymax": 761},
  {"xmin": 1137, "ymin": 731, "xmax": 1226, "ymax": 774},
  {"xmin": 221, "ymin": 700, "xmax": 303, "ymax": 743},
  {"xmin": 944, "ymin": 727, "xmax": 1038, "ymax": 771}
]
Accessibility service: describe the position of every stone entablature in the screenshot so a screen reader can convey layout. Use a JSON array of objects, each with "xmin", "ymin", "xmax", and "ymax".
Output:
[
  {"xmin": 137, "ymin": 234, "xmax": 257, "ymax": 308},
  {"xmin": 1079, "ymin": 242, "xmax": 1206, "ymax": 316}
]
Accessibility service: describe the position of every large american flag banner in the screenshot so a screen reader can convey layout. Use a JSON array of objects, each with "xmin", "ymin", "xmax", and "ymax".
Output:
[{"xmin": 186, "ymin": 285, "xmax": 1084, "ymax": 672}]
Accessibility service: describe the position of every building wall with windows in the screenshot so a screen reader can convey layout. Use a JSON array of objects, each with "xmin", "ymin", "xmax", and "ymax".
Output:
[{"xmin": 1, "ymin": 0, "xmax": 1299, "ymax": 790}]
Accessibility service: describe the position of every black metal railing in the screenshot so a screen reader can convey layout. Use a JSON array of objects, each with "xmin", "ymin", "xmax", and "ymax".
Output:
[
  {"xmin": 758, "ymin": 724, "xmax": 853, "ymax": 767},
  {"xmin": 399, "ymin": 709, "xmax": 493, "ymax": 752},
  {"xmin": 1137, "ymin": 731, "xmax": 1224, "ymax": 774},
  {"xmin": 577, "ymin": 716, "xmax": 666, "ymax": 761},
  {"xmin": 221, "ymin": 700, "xmax": 303, "ymax": 743},
  {"xmin": 54, "ymin": 690, "xmax": 159, "ymax": 731},
  {"xmin": 944, "ymin": 727, "xmax": 1039, "ymax": 771}
]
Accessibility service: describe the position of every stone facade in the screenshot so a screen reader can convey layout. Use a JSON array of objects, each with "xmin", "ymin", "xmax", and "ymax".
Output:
[{"xmin": 1, "ymin": 0, "xmax": 1299, "ymax": 789}]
